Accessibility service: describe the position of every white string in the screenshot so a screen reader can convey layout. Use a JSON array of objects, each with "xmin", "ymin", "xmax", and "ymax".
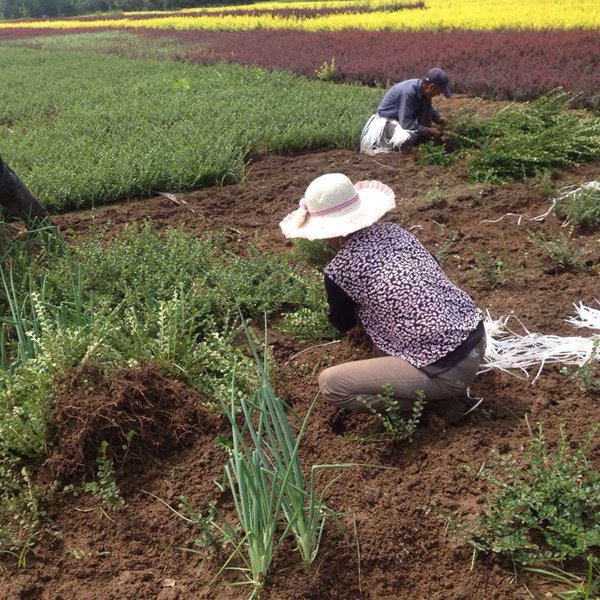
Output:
[
  {"xmin": 479, "ymin": 198, "xmax": 556, "ymax": 226},
  {"xmin": 479, "ymin": 180, "xmax": 600, "ymax": 227},
  {"xmin": 482, "ymin": 304, "xmax": 600, "ymax": 383}
]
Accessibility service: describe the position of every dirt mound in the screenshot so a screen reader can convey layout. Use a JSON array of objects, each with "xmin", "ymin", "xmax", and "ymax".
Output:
[{"xmin": 42, "ymin": 364, "xmax": 214, "ymax": 482}]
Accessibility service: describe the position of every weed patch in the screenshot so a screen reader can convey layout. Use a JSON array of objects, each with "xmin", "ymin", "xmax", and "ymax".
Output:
[{"xmin": 463, "ymin": 423, "xmax": 600, "ymax": 564}]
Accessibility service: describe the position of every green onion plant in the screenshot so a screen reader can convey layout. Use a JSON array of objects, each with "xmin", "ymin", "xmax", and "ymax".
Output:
[{"xmin": 212, "ymin": 317, "xmax": 350, "ymax": 596}]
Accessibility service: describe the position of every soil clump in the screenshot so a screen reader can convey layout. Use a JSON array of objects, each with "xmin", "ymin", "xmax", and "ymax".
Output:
[{"xmin": 41, "ymin": 364, "xmax": 215, "ymax": 482}]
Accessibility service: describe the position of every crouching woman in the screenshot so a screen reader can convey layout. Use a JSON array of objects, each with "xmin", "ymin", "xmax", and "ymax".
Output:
[{"xmin": 279, "ymin": 173, "xmax": 486, "ymax": 422}]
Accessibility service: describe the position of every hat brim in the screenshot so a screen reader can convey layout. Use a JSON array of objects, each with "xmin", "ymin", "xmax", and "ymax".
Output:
[
  {"xmin": 442, "ymin": 86, "xmax": 452, "ymax": 98},
  {"xmin": 279, "ymin": 180, "xmax": 396, "ymax": 240}
]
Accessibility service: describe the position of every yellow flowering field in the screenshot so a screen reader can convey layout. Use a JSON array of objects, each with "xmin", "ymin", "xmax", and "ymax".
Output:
[{"xmin": 1, "ymin": 0, "xmax": 598, "ymax": 31}]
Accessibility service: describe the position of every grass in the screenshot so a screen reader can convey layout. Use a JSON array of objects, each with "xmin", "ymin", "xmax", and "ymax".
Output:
[
  {"xmin": 525, "ymin": 555, "xmax": 600, "ymax": 600},
  {"xmin": 0, "ymin": 45, "xmax": 378, "ymax": 211},
  {"xmin": 7, "ymin": 31, "xmax": 186, "ymax": 60}
]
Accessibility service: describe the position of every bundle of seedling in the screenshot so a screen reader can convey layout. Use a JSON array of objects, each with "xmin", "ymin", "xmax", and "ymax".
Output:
[{"xmin": 448, "ymin": 91, "xmax": 600, "ymax": 182}]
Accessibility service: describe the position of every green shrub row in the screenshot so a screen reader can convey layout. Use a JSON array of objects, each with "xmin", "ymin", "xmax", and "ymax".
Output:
[{"xmin": 0, "ymin": 46, "xmax": 378, "ymax": 211}]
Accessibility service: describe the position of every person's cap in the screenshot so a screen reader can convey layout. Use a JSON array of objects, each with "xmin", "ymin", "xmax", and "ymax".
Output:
[
  {"xmin": 279, "ymin": 173, "xmax": 395, "ymax": 240},
  {"xmin": 426, "ymin": 67, "xmax": 451, "ymax": 98}
]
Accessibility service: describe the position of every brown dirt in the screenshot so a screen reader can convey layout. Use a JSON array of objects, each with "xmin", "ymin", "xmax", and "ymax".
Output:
[
  {"xmin": 1, "ymin": 139, "xmax": 599, "ymax": 599},
  {"xmin": 41, "ymin": 364, "xmax": 215, "ymax": 483}
]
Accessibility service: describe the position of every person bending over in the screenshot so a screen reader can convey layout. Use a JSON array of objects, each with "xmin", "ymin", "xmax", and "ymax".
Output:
[
  {"xmin": 360, "ymin": 67, "xmax": 451, "ymax": 156},
  {"xmin": 0, "ymin": 156, "xmax": 50, "ymax": 226},
  {"xmin": 279, "ymin": 172, "xmax": 485, "ymax": 423}
]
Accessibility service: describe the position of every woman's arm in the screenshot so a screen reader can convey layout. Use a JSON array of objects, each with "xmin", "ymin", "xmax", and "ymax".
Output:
[{"xmin": 324, "ymin": 274, "xmax": 357, "ymax": 333}]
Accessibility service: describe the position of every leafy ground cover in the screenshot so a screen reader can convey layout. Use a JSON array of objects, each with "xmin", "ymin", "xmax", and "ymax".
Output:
[
  {"xmin": 0, "ymin": 46, "xmax": 377, "ymax": 210},
  {"xmin": 0, "ymin": 223, "xmax": 328, "ymax": 458}
]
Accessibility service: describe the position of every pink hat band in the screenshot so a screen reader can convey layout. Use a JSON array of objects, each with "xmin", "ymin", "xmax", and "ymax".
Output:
[{"xmin": 299, "ymin": 192, "xmax": 359, "ymax": 217}]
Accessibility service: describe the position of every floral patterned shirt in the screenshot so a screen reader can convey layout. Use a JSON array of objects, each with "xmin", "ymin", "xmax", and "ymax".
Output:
[{"xmin": 324, "ymin": 222, "xmax": 481, "ymax": 367}]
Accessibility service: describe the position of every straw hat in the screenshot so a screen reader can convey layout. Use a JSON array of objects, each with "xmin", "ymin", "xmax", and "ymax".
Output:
[{"xmin": 279, "ymin": 173, "xmax": 395, "ymax": 240}]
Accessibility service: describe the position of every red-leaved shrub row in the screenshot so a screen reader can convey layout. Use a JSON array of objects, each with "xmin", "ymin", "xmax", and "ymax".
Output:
[
  {"xmin": 1, "ymin": 27, "xmax": 597, "ymax": 108},
  {"xmin": 140, "ymin": 28, "xmax": 600, "ymax": 108}
]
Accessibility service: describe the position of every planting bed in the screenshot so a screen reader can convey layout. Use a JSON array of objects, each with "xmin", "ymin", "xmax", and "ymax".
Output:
[{"xmin": 1, "ymin": 141, "xmax": 599, "ymax": 599}]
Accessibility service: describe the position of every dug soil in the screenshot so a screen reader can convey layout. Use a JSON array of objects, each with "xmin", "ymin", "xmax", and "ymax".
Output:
[{"xmin": 2, "ymin": 136, "xmax": 599, "ymax": 599}]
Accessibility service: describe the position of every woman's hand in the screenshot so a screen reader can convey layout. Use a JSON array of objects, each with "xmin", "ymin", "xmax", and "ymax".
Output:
[{"xmin": 347, "ymin": 321, "xmax": 371, "ymax": 350}]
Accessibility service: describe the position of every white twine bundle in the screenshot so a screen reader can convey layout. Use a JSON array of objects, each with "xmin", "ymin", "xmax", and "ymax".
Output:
[
  {"xmin": 482, "ymin": 302, "xmax": 600, "ymax": 383},
  {"xmin": 359, "ymin": 115, "xmax": 411, "ymax": 156},
  {"xmin": 480, "ymin": 180, "xmax": 600, "ymax": 227},
  {"xmin": 566, "ymin": 301, "xmax": 600, "ymax": 330}
]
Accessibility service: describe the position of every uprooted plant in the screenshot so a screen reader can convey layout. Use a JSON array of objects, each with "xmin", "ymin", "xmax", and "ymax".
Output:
[{"xmin": 449, "ymin": 91, "xmax": 600, "ymax": 183}]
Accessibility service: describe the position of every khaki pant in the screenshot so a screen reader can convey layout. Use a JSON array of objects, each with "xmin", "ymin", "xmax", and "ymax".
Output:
[{"xmin": 318, "ymin": 337, "xmax": 486, "ymax": 413}]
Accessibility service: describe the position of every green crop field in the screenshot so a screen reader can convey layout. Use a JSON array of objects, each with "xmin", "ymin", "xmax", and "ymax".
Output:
[
  {"xmin": 1, "ymin": 46, "xmax": 378, "ymax": 210},
  {"xmin": 1, "ymin": 11, "xmax": 599, "ymax": 599}
]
